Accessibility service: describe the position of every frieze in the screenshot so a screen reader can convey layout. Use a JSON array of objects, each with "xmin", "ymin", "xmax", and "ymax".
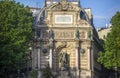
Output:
[
  {"xmin": 42, "ymin": 30, "xmax": 74, "ymax": 39},
  {"xmin": 54, "ymin": 31, "xmax": 74, "ymax": 39},
  {"xmin": 41, "ymin": 30, "xmax": 85, "ymax": 39}
]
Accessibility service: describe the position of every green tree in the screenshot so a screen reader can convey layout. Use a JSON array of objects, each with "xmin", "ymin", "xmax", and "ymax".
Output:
[
  {"xmin": 98, "ymin": 12, "xmax": 120, "ymax": 69},
  {"xmin": 0, "ymin": 0, "xmax": 33, "ymax": 77},
  {"xmin": 41, "ymin": 65, "xmax": 53, "ymax": 78},
  {"xmin": 30, "ymin": 69, "xmax": 37, "ymax": 78}
]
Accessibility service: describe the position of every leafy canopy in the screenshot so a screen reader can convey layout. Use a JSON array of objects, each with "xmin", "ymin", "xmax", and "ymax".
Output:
[
  {"xmin": 0, "ymin": 0, "xmax": 33, "ymax": 75},
  {"xmin": 98, "ymin": 12, "xmax": 120, "ymax": 69}
]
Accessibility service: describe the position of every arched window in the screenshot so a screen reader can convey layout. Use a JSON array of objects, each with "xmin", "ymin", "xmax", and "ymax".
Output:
[{"xmin": 80, "ymin": 11, "xmax": 88, "ymax": 21}]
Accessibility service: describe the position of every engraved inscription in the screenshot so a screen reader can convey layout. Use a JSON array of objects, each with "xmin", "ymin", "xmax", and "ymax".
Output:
[
  {"xmin": 54, "ymin": 31, "xmax": 74, "ymax": 39},
  {"xmin": 41, "ymin": 31, "xmax": 85, "ymax": 39},
  {"xmin": 55, "ymin": 15, "xmax": 73, "ymax": 24}
]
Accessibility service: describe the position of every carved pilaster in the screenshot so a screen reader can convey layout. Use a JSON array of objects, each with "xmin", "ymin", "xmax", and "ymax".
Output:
[
  {"xmin": 50, "ymin": 13, "xmax": 52, "ymax": 25},
  {"xmin": 37, "ymin": 47, "xmax": 41, "ymax": 78},
  {"xmin": 87, "ymin": 46, "xmax": 91, "ymax": 70},
  {"xmin": 49, "ymin": 47, "xmax": 53, "ymax": 69},
  {"xmin": 49, "ymin": 39, "xmax": 54, "ymax": 69},
  {"xmin": 75, "ymin": 39, "xmax": 80, "ymax": 78}
]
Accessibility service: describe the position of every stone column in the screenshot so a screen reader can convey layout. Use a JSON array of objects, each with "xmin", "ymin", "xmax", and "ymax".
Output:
[
  {"xmin": 87, "ymin": 46, "xmax": 91, "ymax": 70},
  {"xmin": 37, "ymin": 47, "xmax": 41, "ymax": 78},
  {"xmin": 32, "ymin": 46, "xmax": 36, "ymax": 69},
  {"xmin": 32, "ymin": 38, "xmax": 38, "ymax": 69},
  {"xmin": 76, "ymin": 46, "xmax": 79, "ymax": 70},
  {"xmin": 49, "ymin": 39, "xmax": 53, "ymax": 69},
  {"xmin": 75, "ymin": 39, "xmax": 80, "ymax": 78},
  {"xmin": 37, "ymin": 39, "xmax": 42, "ymax": 78},
  {"xmin": 91, "ymin": 45, "xmax": 94, "ymax": 78},
  {"xmin": 37, "ymin": 48, "xmax": 41, "ymax": 69},
  {"xmin": 49, "ymin": 47, "xmax": 53, "ymax": 68}
]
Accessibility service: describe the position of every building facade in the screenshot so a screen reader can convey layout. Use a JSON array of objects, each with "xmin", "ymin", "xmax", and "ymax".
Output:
[
  {"xmin": 97, "ymin": 24, "xmax": 112, "ymax": 40},
  {"xmin": 32, "ymin": 0, "xmax": 102, "ymax": 78}
]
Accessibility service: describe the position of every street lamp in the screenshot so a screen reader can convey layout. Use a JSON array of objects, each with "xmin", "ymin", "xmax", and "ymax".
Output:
[
  {"xmin": 17, "ymin": 68, "xmax": 20, "ymax": 78},
  {"xmin": 115, "ymin": 66, "xmax": 118, "ymax": 78}
]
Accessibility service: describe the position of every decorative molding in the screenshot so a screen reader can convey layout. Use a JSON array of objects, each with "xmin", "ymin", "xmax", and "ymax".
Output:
[
  {"xmin": 80, "ymin": 48, "xmax": 85, "ymax": 54},
  {"xmin": 60, "ymin": 0, "xmax": 68, "ymax": 10},
  {"xmin": 42, "ymin": 48, "xmax": 48, "ymax": 54},
  {"xmin": 47, "ymin": 1, "xmax": 80, "ymax": 11},
  {"xmin": 55, "ymin": 42, "xmax": 67, "ymax": 52}
]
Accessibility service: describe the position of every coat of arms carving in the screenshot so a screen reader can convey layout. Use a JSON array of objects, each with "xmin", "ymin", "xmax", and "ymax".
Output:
[{"xmin": 60, "ymin": 0, "xmax": 68, "ymax": 10}]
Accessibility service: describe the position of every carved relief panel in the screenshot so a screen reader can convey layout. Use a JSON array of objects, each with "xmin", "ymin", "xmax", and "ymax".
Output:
[
  {"xmin": 80, "ymin": 31, "xmax": 86, "ymax": 38},
  {"xmin": 54, "ymin": 30, "xmax": 74, "ymax": 39}
]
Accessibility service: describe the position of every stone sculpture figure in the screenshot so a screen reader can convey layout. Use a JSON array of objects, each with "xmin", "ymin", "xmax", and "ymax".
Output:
[
  {"xmin": 59, "ymin": 52, "xmax": 69, "ymax": 71},
  {"xmin": 49, "ymin": 29, "xmax": 53, "ymax": 39},
  {"xmin": 87, "ymin": 31, "xmax": 91, "ymax": 39},
  {"xmin": 75, "ymin": 28, "xmax": 79, "ymax": 39}
]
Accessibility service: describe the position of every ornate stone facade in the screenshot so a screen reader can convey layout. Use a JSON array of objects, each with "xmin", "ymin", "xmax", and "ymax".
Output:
[{"xmin": 32, "ymin": 0, "xmax": 102, "ymax": 78}]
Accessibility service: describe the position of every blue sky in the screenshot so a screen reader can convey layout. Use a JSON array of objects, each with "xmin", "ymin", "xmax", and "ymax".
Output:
[{"xmin": 15, "ymin": 0, "xmax": 120, "ymax": 28}]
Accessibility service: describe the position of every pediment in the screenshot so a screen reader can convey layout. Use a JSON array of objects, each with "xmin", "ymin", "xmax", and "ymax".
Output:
[{"xmin": 46, "ymin": 2, "xmax": 80, "ymax": 11}]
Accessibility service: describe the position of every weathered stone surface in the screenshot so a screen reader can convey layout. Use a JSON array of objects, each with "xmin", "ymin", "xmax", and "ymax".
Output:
[{"xmin": 32, "ymin": 0, "xmax": 102, "ymax": 78}]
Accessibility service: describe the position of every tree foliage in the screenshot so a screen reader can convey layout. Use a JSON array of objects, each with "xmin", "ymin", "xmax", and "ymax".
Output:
[
  {"xmin": 98, "ymin": 12, "xmax": 120, "ymax": 69},
  {"xmin": 41, "ymin": 65, "xmax": 53, "ymax": 78},
  {"xmin": 0, "ymin": 0, "xmax": 33, "ymax": 77},
  {"xmin": 30, "ymin": 69, "xmax": 37, "ymax": 78}
]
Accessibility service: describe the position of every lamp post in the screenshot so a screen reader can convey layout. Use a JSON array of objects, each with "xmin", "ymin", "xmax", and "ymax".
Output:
[
  {"xmin": 17, "ymin": 61, "xmax": 20, "ymax": 78},
  {"xmin": 17, "ymin": 69, "xmax": 20, "ymax": 78},
  {"xmin": 115, "ymin": 66, "xmax": 118, "ymax": 78}
]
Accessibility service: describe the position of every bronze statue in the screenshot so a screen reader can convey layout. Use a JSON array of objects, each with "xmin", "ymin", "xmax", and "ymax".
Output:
[
  {"xmin": 75, "ymin": 28, "xmax": 79, "ymax": 39},
  {"xmin": 87, "ymin": 31, "xmax": 91, "ymax": 39},
  {"xmin": 59, "ymin": 52, "xmax": 69, "ymax": 71},
  {"xmin": 49, "ymin": 29, "xmax": 53, "ymax": 39}
]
